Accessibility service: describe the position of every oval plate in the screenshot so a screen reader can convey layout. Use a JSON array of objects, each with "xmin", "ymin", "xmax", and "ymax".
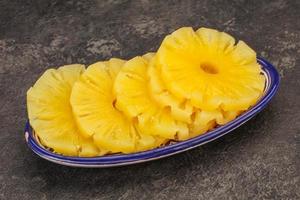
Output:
[{"xmin": 24, "ymin": 57, "xmax": 280, "ymax": 168}]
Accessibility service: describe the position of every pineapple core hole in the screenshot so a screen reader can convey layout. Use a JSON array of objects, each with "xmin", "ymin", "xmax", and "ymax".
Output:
[{"xmin": 200, "ymin": 62, "xmax": 218, "ymax": 74}]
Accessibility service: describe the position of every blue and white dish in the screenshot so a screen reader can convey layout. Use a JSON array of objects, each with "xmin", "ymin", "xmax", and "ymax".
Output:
[{"xmin": 24, "ymin": 57, "xmax": 280, "ymax": 168}]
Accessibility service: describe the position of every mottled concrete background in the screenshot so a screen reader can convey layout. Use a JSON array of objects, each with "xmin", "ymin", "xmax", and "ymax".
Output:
[{"xmin": 0, "ymin": 0, "xmax": 299, "ymax": 199}]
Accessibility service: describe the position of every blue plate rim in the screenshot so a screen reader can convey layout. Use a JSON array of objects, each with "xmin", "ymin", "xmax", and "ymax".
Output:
[{"xmin": 24, "ymin": 57, "xmax": 280, "ymax": 167}]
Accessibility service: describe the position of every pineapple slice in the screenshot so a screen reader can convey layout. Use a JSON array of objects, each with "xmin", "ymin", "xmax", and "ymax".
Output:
[
  {"xmin": 148, "ymin": 54, "xmax": 241, "ymax": 138},
  {"xmin": 156, "ymin": 27, "xmax": 265, "ymax": 112},
  {"xmin": 148, "ymin": 53, "xmax": 242, "ymax": 138},
  {"xmin": 27, "ymin": 65, "xmax": 102, "ymax": 157},
  {"xmin": 114, "ymin": 54, "xmax": 189, "ymax": 140},
  {"xmin": 70, "ymin": 58, "xmax": 165, "ymax": 153}
]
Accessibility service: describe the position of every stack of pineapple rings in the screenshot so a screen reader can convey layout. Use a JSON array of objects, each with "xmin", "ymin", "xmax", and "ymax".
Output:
[{"xmin": 27, "ymin": 27, "xmax": 265, "ymax": 156}]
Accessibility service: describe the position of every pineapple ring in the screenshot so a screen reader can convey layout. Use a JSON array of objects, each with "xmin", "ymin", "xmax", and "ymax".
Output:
[
  {"xmin": 148, "ymin": 54, "xmax": 236, "ymax": 138},
  {"xmin": 70, "ymin": 59, "xmax": 165, "ymax": 153},
  {"xmin": 27, "ymin": 65, "xmax": 103, "ymax": 157},
  {"xmin": 114, "ymin": 54, "xmax": 190, "ymax": 141},
  {"xmin": 156, "ymin": 27, "xmax": 265, "ymax": 111},
  {"xmin": 148, "ymin": 54, "xmax": 240, "ymax": 129}
]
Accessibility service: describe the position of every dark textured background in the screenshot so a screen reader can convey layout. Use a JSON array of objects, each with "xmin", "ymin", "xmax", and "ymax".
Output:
[{"xmin": 0, "ymin": 0, "xmax": 299, "ymax": 199}]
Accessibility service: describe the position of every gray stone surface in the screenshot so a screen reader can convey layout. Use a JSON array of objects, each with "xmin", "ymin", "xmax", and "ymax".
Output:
[{"xmin": 0, "ymin": 0, "xmax": 299, "ymax": 199}]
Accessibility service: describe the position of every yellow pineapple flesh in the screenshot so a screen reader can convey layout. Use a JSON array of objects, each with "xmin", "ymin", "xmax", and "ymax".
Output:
[
  {"xmin": 156, "ymin": 27, "xmax": 265, "ymax": 112},
  {"xmin": 70, "ymin": 59, "xmax": 165, "ymax": 153},
  {"xmin": 27, "ymin": 65, "xmax": 102, "ymax": 157},
  {"xmin": 147, "ymin": 54, "xmax": 242, "ymax": 139},
  {"xmin": 148, "ymin": 55, "xmax": 194, "ymax": 123},
  {"xmin": 27, "ymin": 26, "xmax": 265, "ymax": 157},
  {"xmin": 114, "ymin": 54, "xmax": 189, "ymax": 140}
]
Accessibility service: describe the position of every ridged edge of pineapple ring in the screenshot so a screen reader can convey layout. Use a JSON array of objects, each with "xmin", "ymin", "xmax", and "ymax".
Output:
[{"xmin": 24, "ymin": 57, "xmax": 280, "ymax": 165}]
